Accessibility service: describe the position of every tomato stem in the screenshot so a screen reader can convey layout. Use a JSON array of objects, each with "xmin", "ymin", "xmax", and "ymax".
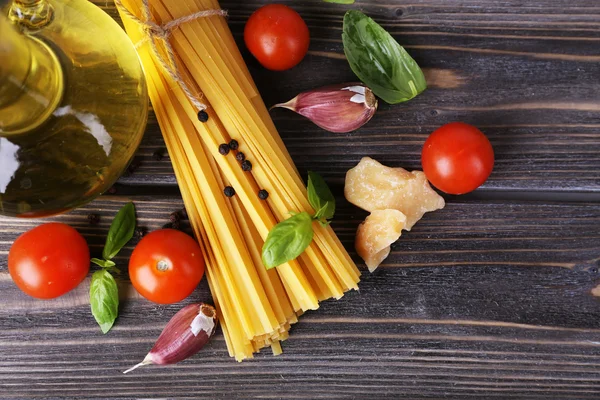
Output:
[{"xmin": 157, "ymin": 260, "xmax": 169, "ymax": 271}]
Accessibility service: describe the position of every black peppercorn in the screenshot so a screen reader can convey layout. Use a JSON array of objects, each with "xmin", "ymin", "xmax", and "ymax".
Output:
[
  {"xmin": 181, "ymin": 224, "xmax": 194, "ymax": 236},
  {"xmin": 179, "ymin": 208, "xmax": 188, "ymax": 220},
  {"xmin": 163, "ymin": 221, "xmax": 180, "ymax": 230},
  {"xmin": 258, "ymin": 189, "xmax": 269, "ymax": 200},
  {"xmin": 241, "ymin": 160, "xmax": 252, "ymax": 171},
  {"xmin": 169, "ymin": 211, "xmax": 180, "ymax": 223},
  {"xmin": 107, "ymin": 186, "xmax": 117, "ymax": 194},
  {"xmin": 153, "ymin": 148, "xmax": 167, "ymax": 161},
  {"xmin": 218, "ymin": 143, "xmax": 230, "ymax": 155},
  {"xmin": 229, "ymin": 139, "xmax": 239, "ymax": 150},
  {"xmin": 134, "ymin": 227, "xmax": 147, "ymax": 238},
  {"xmin": 235, "ymin": 152, "xmax": 245, "ymax": 162},
  {"xmin": 87, "ymin": 213, "xmax": 100, "ymax": 225},
  {"xmin": 197, "ymin": 110, "xmax": 209, "ymax": 122},
  {"xmin": 125, "ymin": 157, "xmax": 142, "ymax": 176},
  {"xmin": 224, "ymin": 186, "xmax": 236, "ymax": 197}
]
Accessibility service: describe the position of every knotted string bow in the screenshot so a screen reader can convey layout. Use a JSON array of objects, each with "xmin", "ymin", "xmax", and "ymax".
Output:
[{"xmin": 115, "ymin": 0, "xmax": 227, "ymax": 111}]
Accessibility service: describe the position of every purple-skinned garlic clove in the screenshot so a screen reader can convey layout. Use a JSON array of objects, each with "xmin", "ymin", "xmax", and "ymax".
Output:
[
  {"xmin": 271, "ymin": 83, "xmax": 378, "ymax": 133},
  {"xmin": 123, "ymin": 303, "xmax": 218, "ymax": 374}
]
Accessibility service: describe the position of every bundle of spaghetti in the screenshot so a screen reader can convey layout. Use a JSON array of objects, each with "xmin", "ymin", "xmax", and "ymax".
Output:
[
  {"xmin": 142, "ymin": 53, "xmax": 295, "ymax": 358},
  {"xmin": 118, "ymin": 0, "xmax": 360, "ymax": 361}
]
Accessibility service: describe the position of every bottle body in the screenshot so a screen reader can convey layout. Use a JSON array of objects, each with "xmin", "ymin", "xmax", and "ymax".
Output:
[{"xmin": 0, "ymin": 0, "xmax": 148, "ymax": 217}]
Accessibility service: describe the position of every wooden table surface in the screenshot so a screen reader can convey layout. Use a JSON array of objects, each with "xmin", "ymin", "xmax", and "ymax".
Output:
[{"xmin": 2, "ymin": 0, "xmax": 600, "ymax": 398}]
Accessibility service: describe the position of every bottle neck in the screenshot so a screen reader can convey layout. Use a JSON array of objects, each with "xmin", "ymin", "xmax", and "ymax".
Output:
[
  {"xmin": 0, "ymin": 15, "xmax": 64, "ymax": 136},
  {"xmin": 9, "ymin": 0, "xmax": 54, "ymax": 30}
]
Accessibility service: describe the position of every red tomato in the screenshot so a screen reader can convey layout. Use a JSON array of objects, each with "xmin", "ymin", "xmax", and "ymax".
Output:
[
  {"xmin": 244, "ymin": 4, "xmax": 310, "ymax": 71},
  {"xmin": 421, "ymin": 122, "xmax": 494, "ymax": 195},
  {"xmin": 8, "ymin": 223, "xmax": 90, "ymax": 299},
  {"xmin": 129, "ymin": 229, "xmax": 205, "ymax": 304}
]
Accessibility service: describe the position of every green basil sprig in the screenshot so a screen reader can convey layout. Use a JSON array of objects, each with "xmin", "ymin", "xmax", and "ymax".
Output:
[
  {"xmin": 91, "ymin": 258, "xmax": 116, "ymax": 268},
  {"xmin": 103, "ymin": 202, "xmax": 136, "ymax": 260},
  {"xmin": 90, "ymin": 270, "xmax": 119, "ymax": 334},
  {"xmin": 308, "ymin": 171, "xmax": 335, "ymax": 224},
  {"xmin": 262, "ymin": 172, "xmax": 335, "ymax": 269},
  {"xmin": 342, "ymin": 10, "xmax": 427, "ymax": 104},
  {"xmin": 90, "ymin": 202, "xmax": 136, "ymax": 334}
]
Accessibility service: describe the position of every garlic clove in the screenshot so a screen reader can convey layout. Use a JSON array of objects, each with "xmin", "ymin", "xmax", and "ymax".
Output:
[
  {"xmin": 123, "ymin": 303, "xmax": 218, "ymax": 374},
  {"xmin": 271, "ymin": 83, "xmax": 377, "ymax": 133}
]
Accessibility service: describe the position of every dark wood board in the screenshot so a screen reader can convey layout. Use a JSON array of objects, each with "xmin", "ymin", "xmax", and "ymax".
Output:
[
  {"xmin": 108, "ymin": 0, "xmax": 600, "ymax": 193},
  {"xmin": 1, "ymin": 0, "xmax": 600, "ymax": 398},
  {"xmin": 1, "ymin": 196, "xmax": 600, "ymax": 399}
]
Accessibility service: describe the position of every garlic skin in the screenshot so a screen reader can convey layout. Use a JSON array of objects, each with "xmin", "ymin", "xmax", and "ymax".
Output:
[
  {"xmin": 271, "ymin": 83, "xmax": 378, "ymax": 133},
  {"xmin": 123, "ymin": 303, "xmax": 218, "ymax": 374}
]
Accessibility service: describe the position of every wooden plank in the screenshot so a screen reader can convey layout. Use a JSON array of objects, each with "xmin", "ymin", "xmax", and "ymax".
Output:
[
  {"xmin": 1, "ymin": 195, "xmax": 599, "ymax": 398},
  {"xmin": 105, "ymin": 0, "xmax": 600, "ymax": 191},
  {"xmin": 2, "ymin": 1, "xmax": 599, "ymax": 398}
]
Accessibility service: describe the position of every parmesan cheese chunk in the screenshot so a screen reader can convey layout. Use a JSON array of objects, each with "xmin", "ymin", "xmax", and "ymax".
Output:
[
  {"xmin": 355, "ymin": 209, "xmax": 407, "ymax": 272},
  {"xmin": 345, "ymin": 157, "xmax": 445, "ymax": 230}
]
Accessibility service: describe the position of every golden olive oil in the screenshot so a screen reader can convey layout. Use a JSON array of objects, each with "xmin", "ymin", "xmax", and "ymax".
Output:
[{"xmin": 0, "ymin": 0, "xmax": 148, "ymax": 217}]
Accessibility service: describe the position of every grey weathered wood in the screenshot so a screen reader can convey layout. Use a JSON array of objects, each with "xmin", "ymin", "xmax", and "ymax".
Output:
[
  {"xmin": 111, "ymin": 0, "xmax": 600, "ymax": 192},
  {"xmin": 1, "ymin": 0, "xmax": 600, "ymax": 398},
  {"xmin": 1, "ymin": 196, "xmax": 600, "ymax": 398}
]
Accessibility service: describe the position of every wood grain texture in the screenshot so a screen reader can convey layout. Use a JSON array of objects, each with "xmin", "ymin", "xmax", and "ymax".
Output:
[
  {"xmin": 106, "ymin": 0, "xmax": 600, "ymax": 192},
  {"xmin": 1, "ymin": 0, "xmax": 600, "ymax": 398},
  {"xmin": 1, "ymin": 196, "xmax": 600, "ymax": 398}
]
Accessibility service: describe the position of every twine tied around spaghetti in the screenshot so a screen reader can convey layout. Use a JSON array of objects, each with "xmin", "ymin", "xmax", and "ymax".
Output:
[{"xmin": 114, "ymin": 0, "xmax": 227, "ymax": 111}]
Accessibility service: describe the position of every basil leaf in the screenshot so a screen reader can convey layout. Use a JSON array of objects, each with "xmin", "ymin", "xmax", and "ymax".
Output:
[
  {"xmin": 262, "ymin": 212, "xmax": 314, "ymax": 269},
  {"xmin": 91, "ymin": 258, "xmax": 116, "ymax": 268},
  {"xmin": 314, "ymin": 203, "xmax": 329, "ymax": 221},
  {"xmin": 307, "ymin": 171, "xmax": 335, "ymax": 221},
  {"xmin": 90, "ymin": 269, "xmax": 119, "ymax": 334},
  {"xmin": 314, "ymin": 202, "xmax": 335, "ymax": 222},
  {"xmin": 317, "ymin": 218, "xmax": 331, "ymax": 228},
  {"xmin": 324, "ymin": 0, "xmax": 355, "ymax": 4},
  {"xmin": 342, "ymin": 10, "xmax": 427, "ymax": 104},
  {"xmin": 102, "ymin": 202, "xmax": 136, "ymax": 260}
]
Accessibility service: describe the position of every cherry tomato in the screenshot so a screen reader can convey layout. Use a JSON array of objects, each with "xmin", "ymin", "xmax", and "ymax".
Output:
[
  {"xmin": 129, "ymin": 229, "xmax": 205, "ymax": 304},
  {"xmin": 244, "ymin": 4, "xmax": 310, "ymax": 71},
  {"xmin": 8, "ymin": 223, "xmax": 90, "ymax": 299},
  {"xmin": 421, "ymin": 122, "xmax": 494, "ymax": 195}
]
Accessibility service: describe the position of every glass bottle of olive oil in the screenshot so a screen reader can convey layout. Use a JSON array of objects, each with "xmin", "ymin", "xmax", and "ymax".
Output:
[{"xmin": 0, "ymin": 0, "xmax": 148, "ymax": 217}]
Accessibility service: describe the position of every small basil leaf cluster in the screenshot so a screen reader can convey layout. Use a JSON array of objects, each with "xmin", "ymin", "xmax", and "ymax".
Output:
[
  {"xmin": 342, "ymin": 10, "xmax": 427, "ymax": 104},
  {"xmin": 90, "ymin": 202, "xmax": 136, "ymax": 334},
  {"xmin": 307, "ymin": 171, "xmax": 335, "ymax": 226},
  {"xmin": 262, "ymin": 172, "xmax": 335, "ymax": 269}
]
